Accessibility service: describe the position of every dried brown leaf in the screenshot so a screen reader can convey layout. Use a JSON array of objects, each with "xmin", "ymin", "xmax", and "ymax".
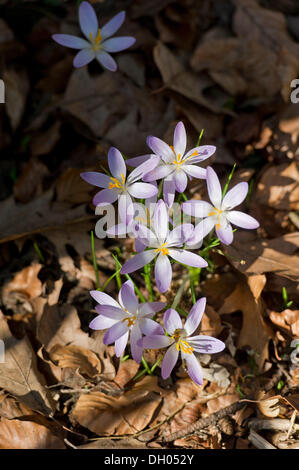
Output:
[
  {"xmin": 49, "ymin": 344, "xmax": 102, "ymax": 378},
  {"xmin": 269, "ymin": 309, "xmax": 299, "ymax": 337},
  {"xmin": 0, "ymin": 418, "xmax": 65, "ymax": 449}
]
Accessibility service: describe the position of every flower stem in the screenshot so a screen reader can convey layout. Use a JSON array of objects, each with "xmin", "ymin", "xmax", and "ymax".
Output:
[
  {"xmin": 150, "ymin": 356, "xmax": 163, "ymax": 373},
  {"xmin": 90, "ymin": 231, "xmax": 101, "ymax": 290},
  {"xmin": 171, "ymin": 274, "xmax": 190, "ymax": 310},
  {"xmin": 222, "ymin": 163, "xmax": 236, "ymax": 197},
  {"xmin": 143, "ymin": 263, "xmax": 154, "ymax": 301},
  {"xmin": 141, "ymin": 356, "xmax": 152, "ymax": 375}
]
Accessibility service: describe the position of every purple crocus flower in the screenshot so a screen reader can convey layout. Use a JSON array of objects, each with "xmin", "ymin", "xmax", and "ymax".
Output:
[
  {"xmin": 89, "ymin": 280, "xmax": 165, "ymax": 363},
  {"xmin": 182, "ymin": 166, "xmax": 259, "ymax": 245},
  {"xmin": 81, "ymin": 147, "xmax": 158, "ymax": 222},
  {"xmin": 142, "ymin": 298, "xmax": 225, "ymax": 385},
  {"xmin": 120, "ymin": 200, "xmax": 207, "ymax": 293},
  {"xmin": 127, "ymin": 122, "xmax": 215, "ymax": 207},
  {"xmin": 52, "ymin": 2, "xmax": 135, "ymax": 71}
]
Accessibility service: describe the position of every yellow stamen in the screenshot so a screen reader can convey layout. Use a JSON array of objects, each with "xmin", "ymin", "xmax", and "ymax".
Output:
[
  {"xmin": 176, "ymin": 339, "xmax": 194, "ymax": 355},
  {"xmin": 208, "ymin": 207, "xmax": 223, "ymax": 230},
  {"xmin": 155, "ymin": 243, "xmax": 169, "ymax": 256},
  {"xmin": 122, "ymin": 315, "xmax": 136, "ymax": 327},
  {"xmin": 109, "ymin": 173, "xmax": 126, "ymax": 190},
  {"xmin": 172, "ymin": 149, "xmax": 199, "ymax": 167},
  {"xmin": 89, "ymin": 29, "xmax": 102, "ymax": 49}
]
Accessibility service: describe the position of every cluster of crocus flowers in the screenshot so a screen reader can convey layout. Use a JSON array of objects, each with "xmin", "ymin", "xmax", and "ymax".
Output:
[
  {"xmin": 52, "ymin": 1, "xmax": 135, "ymax": 70},
  {"xmin": 82, "ymin": 120, "xmax": 259, "ymax": 385}
]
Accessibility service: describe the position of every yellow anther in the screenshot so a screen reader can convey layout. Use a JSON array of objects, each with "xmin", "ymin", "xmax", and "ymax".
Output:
[
  {"xmin": 109, "ymin": 173, "xmax": 126, "ymax": 190},
  {"xmin": 176, "ymin": 339, "xmax": 193, "ymax": 355},
  {"xmin": 122, "ymin": 315, "xmax": 136, "ymax": 327},
  {"xmin": 90, "ymin": 28, "xmax": 102, "ymax": 45},
  {"xmin": 155, "ymin": 243, "xmax": 169, "ymax": 256}
]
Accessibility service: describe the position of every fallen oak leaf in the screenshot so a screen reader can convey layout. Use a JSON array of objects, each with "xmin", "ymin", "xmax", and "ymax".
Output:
[
  {"xmin": 49, "ymin": 344, "xmax": 102, "ymax": 378},
  {"xmin": 71, "ymin": 376, "xmax": 162, "ymax": 436},
  {"xmin": 269, "ymin": 309, "xmax": 299, "ymax": 338},
  {"xmin": 0, "ymin": 312, "xmax": 55, "ymax": 416},
  {"xmin": 218, "ymin": 274, "xmax": 273, "ymax": 369}
]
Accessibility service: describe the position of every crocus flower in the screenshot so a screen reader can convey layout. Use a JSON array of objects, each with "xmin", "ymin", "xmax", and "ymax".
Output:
[
  {"xmin": 127, "ymin": 122, "xmax": 216, "ymax": 207},
  {"xmin": 141, "ymin": 298, "xmax": 225, "ymax": 385},
  {"xmin": 52, "ymin": 2, "xmax": 135, "ymax": 71},
  {"xmin": 120, "ymin": 200, "xmax": 207, "ymax": 293},
  {"xmin": 81, "ymin": 147, "xmax": 158, "ymax": 222},
  {"xmin": 89, "ymin": 280, "xmax": 165, "ymax": 363},
  {"xmin": 182, "ymin": 166, "xmax": 259, "ymax": 245}
]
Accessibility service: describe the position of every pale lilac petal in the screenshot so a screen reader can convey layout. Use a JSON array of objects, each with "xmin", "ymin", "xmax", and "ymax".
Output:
[
  {"xmin": 226, "ymin": 211, "xmax": 259, "ymax": 229},
  {"xmin": 90, "ymin": 290, "xmax": 119, "ymax": 308},
  {"xmin": 138, "ymin": 302, "xmax": 166, "ymax": 317},
  {"xmin": 168, "ymin": 249, "xmax": 208, "ymax": 268},
  {"xmin": 216, "ymin": 221, "xmax": 233, "ymax": 245},
  {"xmin": 142, "ymin": 335, "xmax": 173, "ymax": 349},
  {"xmin": 103, "ymin": 321, "xmax": 129, "ymax": 344},
  {"xmin": 118, "ymin": 193, "xmax": 133, "ymax": 224},
  {"xmin": 115, "ymin": 331, "xmax": 129, "ymax": 357},
  {"xmin": 135, "ymin": 237, "xmax": 147, "ymax": 253},
  {"xmin": 185, "ymin": 145, "xmax": 216, "ymax": 162},
  {"xmin": 120, "ymin": 250, "xmax": 157, "ymax": 274},
  {"xmin": 108, "ymin": 147, "xmax": 126, "ymax": 180},
  {"xmin": 128, "ymin": 182, "xmax": 158, "ymax": 199},
  {"xmin": 206, "ymin": 166, "xmax": 222, "ymax": 208},
  {"xmin": 184, "ymin": 298, "xmax": 206, "ymax": 336},
  {"xmin": 93, "ymin": 188, "xmax": 118, "ymax": 206},
  {"xmin": 130, "ymin": 324, "xmax": 143, "ymax": 363},
  {"xmin": 161, "ymin": 343, "xmax": 179, "ymax": 379},
  {"xmin": 139, "ymin": 318, "xmax": 164, "ymax": 336},
  {"xmin": 80, "ymin": 171, "xmax": 111, "ymax": 188},
  {"xmin": 128, "ymin": 156, "xmax": 160, "ymax": 183},
  {"xmin": 182, "ymin": 200, "xmax": 214, "ymax": 218},
  {"xmin": 188, "ymin": 335, "xmax": 225, "ymax": 354},
  {"xmin": 166, "ymin": 224, "xmax": 194, "ymax": 247},
  {"xmin": 183, "ymin": 165, "xmax": 206, "ymax": 179},
  {"xmin": 222, "ymin": 182, "xmax": 248, "ymax": 210},
  {"xmin": 101, "ymin": 11, "xmax": 125, "ymax": 40},
  {"xmin": 184, "ymin": 353, "xmax": 203, "ymax": 385},
  {"xmin": 192, "ymin": 217, "xmax": 216, "ymax": 243},
  {"xmin": 89, "ymin": 315, "xmax": 116, "ymax": 330},
  {"xmin": 155, "ymin": 254, "xmax": 172, "ymax": 293},
  {"xmin": 118, "ymin": 280, "xmax": 138, "ymax": 314},
  {"xmin": 73, "ymin": 48, "xmax": 95, "ymax": 67},
  {"xmin": 146, "ymin": 136, "xmax": 173, "ymax": 163},
  {"xmin": 79, "ymin": 1, "xmax": 98, "ymax": 40},
  {"xmin": 52, "ymin": 34, "xmax": 90, "ymax": 49},
  {"xmin": 95, "ymin": 305, "xmax": 127, "ymax": 320},
  {"xmin": 154, "ymin": 200, "xmax": 169, "ymax": 243},
  {"xmin": 163, "ymin": 176, "xmax": 175, "ymax": 208},
  {"xmin": 126, "ymin": 155, "xmax": 150, "ymax": 167},
  {"xmin": 96, "ymin": 50, "xmax": 117, "ymax": 71},
  {"xmin": 173, "ymin": 122, "xmax": 186, "ymax": 157},
  {"xmin": 143, "ymin": 164, "xmax": 173, "ymax": 182},
  {"xmin": 174, "ymin": 170, "xmax": 187, "ymax": 193},
  {"xmin": 163, "ymin": 308, "xmax": 182, "ymax": 335},
  {"xmin": 106, "ymin": 223, "xmax": 127, "ymax": 236},
  {"xmin": 102, "ymin": 36, "xmax": 135, "ymax": 52}
]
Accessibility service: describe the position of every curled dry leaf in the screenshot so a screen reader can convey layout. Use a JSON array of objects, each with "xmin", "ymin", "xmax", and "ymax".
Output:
[
  {"xmin": 49, "ymin": 344, "xmax": 102, "ymax": 378},
  {"xmin": 1, "ymin": 263, "xmax": 43, "ymax": 305},
  {"xmin": 225, "ymin": 231, "xmax": 299, "ymax": 282},
  {"xmin": 0, "ymin": 418, "xmax": 65, "ymax": 449},
  {"xmin": 0, "ymin": 393, "xmax": 33, "ymax": 419},
  {"xmin": 0, "ymin": 312, "xmax": 55, "ymax": 415},
  {"xmin": 71, "ymin": 376, "xmax": 162, "ymax": 436},
  {"xmin": 218, "ymin": 274, "xmax": 273, "ymax": 369},
  {"xmin": 257, "ymin": 392, "xmax": 280, "ymax": 418},
  {"xmin": 269, "ymin": 309, "xmax": 299, "ymax": 338},
  {"xmin": 153, "ymin": 42, "xmax": 232, "ymax": 115}
]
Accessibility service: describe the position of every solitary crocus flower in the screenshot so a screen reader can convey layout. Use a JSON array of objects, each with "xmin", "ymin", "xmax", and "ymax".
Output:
[
  {"xmin": 89, "ymin": 280, "xmax": 165, "ymax": 363},
  {"xmin": 127, "ymin": 122, "xmax": 215, "ymax": 207},
  {"xmin": 81, "ymin": 147, "xmax": 158, "ymax": 222},
  {"xmin": 120, "ymin": 200, "xmax": 207, "ymax": 293},
  {"xmin": 141, "ymin": 298, "xmax": 225, "ymax": 385},
  {"xmin": 52, "ymin": 2, "xmax": 135, "ymax": 70},
  {"xmin": 182, "ymin": 166, "xmax": 259, "ymax": 246}
]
